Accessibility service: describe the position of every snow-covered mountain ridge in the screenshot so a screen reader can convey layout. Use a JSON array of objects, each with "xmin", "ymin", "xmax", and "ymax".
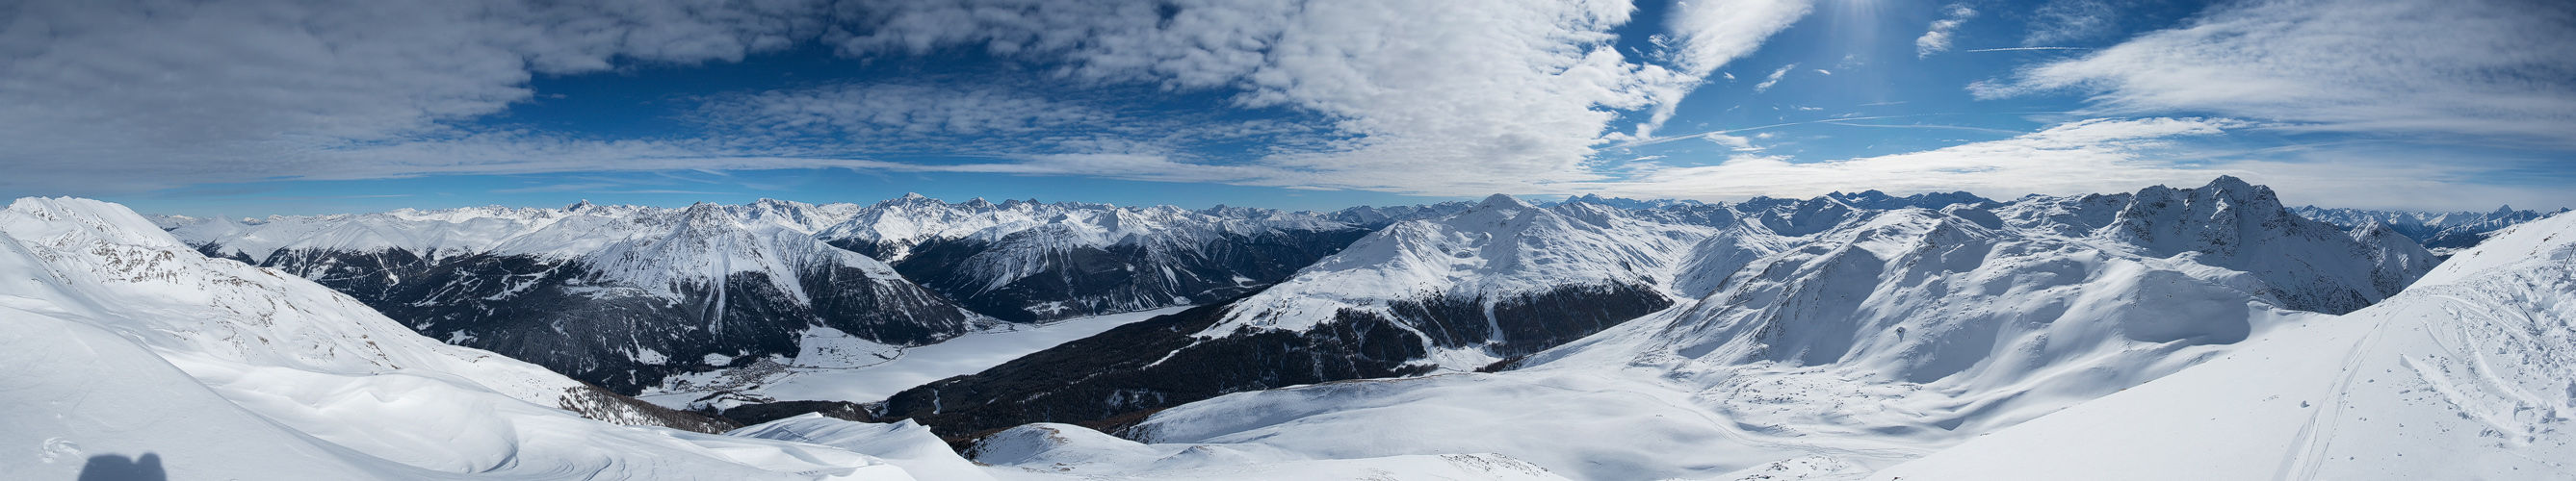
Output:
[
  {"xmin": 879, "ymin": 189, "xmax": 2048, "ymax": 436},
  {"xmin": 165, "ymin": 195, "xmax": 1460, "ymax": 394},
  {"xmin": 172, "ymin": 199, "xmax": 983, "ymax": 392},
  {"xmin": 2292, "ymin": 204, "xmax": 2566, "ymax": 255},
  {"xmin": 1873, "ymin": 208, "xmax": 2576, "ymax": 480}
]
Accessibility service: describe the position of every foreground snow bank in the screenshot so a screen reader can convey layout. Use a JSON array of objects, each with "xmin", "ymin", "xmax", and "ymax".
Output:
[
  {"xmin": 0, "ymin": 197, "xmax": 913, "ymax": 480},
  {"xmin": 733, "ymin": 414, "xmax": 1575, "ymax": 481}
]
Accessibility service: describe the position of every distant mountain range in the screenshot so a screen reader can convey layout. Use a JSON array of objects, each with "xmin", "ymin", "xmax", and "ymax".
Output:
[
  {"xmin": 2291, "ymin": 204, "xmax": 2567, "ymax": 254},
  {"xmin": 150, "ymin": 185, "xmax": 2537, "ymax": 418},
  {"xmin": 28, "ymin": 178, "xmax": 2569, "ymax": 480},
  {"xmin": 162, "ymin": 196, "xmax": 1473, "ymax": 393}
]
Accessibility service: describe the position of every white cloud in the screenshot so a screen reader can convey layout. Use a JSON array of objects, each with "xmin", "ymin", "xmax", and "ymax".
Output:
[
  {"xmin": 1595, "ymin": 115, "xmax": 2574, "ymax": 211},
  {"xmin": 797, "ymin": 0, "xmax": 1821, "ymax": 194},
  {"xmin": 1660, "ymin": 0, "xmax": 1816, "ymax": 77},
  {"xmin": 1703, "ymin": 133, "xmax": 1763, "ymax": 151},
  {"xmin": 1606, "ymin": 117, "xmax": 2253, "ymax": 199},
  {"xmin": 697, "ymin": 83, "xmax": 1111, "ymax": 139},
  {"xmin": 1915, "ymin": 4, "xmax": 1977, "ymax": 57},
  {"xmin": 1978, "ymin": 0, "xmax": 2576, "ymax": 144},
  {"xmin": 1755, "ymin": 63, "xmax": 1797, "ymax": 91},
  {"xmin": 0, "ymin": 0, "xmax": 1832, "ymax": 198},
  {"xmin": 2023, "ymin": 0, "xmax": 2117, "ymax": 46},
  {"xmin": 0, "ymin": 0, "xmax": 835, "ymax": 193},
  {"xmin": 1625, "ymin": 0, "xmax": 1815, "ymax": 137}
]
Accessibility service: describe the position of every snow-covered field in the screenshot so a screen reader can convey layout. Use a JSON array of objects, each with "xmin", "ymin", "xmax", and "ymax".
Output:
[{"xmin": 643, "ymin": 306, "xmax": 1192, "ymax": 407}]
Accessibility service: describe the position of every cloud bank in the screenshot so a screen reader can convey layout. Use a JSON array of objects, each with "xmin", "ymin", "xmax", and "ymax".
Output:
[{"xmin": 1978, "ymin": 0, "xmax": 2576, "ymax": 144}]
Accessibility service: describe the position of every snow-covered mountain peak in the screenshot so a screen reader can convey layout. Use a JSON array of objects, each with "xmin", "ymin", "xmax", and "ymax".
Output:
[
  {"xmin": 1200, "ymin": 196, "xmax": 1720, "ymax": 366},
  {"xmin": 2097, "ymin": 175, "xmax": 2319, "ymax": 258},
  {"xmin": 1475, "ymin": 193, "xmax": 1534, "ymax": 211},
  {"xmin": 3, "ymin": 197, "xmax": 189, "ymax": 251},
  {"xmin": 679, "ymin": 201, "xmax": 745, "ymax": 228},
  {"xmin": 1553, "ymin": 193, "xmax": 1711, "ymax": 210}
]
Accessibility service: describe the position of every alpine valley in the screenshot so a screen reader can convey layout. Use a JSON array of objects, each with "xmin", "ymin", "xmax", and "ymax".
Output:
[{"xmin": 13, "ymin": 177, "xmax": 2572, "ymax": 480}]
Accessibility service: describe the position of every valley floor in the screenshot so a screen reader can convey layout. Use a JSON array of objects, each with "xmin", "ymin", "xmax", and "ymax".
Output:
[{"xmin": 642, "ymin": 306, "xmax": 1194, "ymax": 407}]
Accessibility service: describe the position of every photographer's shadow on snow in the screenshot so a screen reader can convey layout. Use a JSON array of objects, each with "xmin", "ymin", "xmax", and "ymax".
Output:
[{"xmin": 78, "ymin": 453, "xmax": 166, "ymax": 481}]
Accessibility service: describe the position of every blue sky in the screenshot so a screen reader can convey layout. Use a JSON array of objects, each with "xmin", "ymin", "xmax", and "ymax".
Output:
[{"xmin": 3, "ymin": 0, "xmax": 2569, "ymax": 217}]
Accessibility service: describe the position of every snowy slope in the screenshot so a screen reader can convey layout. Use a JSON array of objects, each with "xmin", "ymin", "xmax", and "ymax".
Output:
[
  {"xmin": 1872, "ymin": 210, "xmax": 2576, "ymax": 480},
  {"xmin": 729, "ymin": 413, "xmax": 1576, "ymax": 481},
  {"xmin": 1100, "ymin": 178, "xmax": 2436, "ymax": 480},
  {"xmin": 1210, "ymin": 194, "xmax": 1725, "ymax": 367},
  {"xmin": 0, "ymin": 197, "xmax": 914, "ymax": 480}
]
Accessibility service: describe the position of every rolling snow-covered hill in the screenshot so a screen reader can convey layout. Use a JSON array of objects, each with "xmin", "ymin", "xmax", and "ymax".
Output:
[{"xmin": 1872, "ymin": 208, "xmax": 2576, "ymax": 480}]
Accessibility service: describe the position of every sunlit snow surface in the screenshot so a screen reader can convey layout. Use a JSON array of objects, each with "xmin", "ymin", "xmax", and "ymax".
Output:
[
  {"xmin": 1874, "ymin": 211, "xmax": 2576, "ymax": 480},
  {"xmin": 734, "ymin": 416, "xmax": 1574, "ymax": 481},
  {"xmin": 643, "ymin": 306, "xmax": 1192, "ymax": 406}
]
